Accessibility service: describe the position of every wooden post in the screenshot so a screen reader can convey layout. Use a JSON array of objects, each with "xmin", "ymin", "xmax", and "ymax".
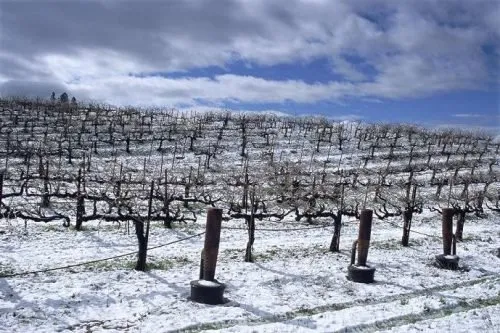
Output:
[
  {"xmin": 435, "ymin": 207, "xmax": 460, "ymax": 270},
  {"xmin": 442, "ymin": 208, "xmax": 454, "ymax": 255},
  {"xmin": 41, "ymin": 159, "xmax": 50, "ymax": 208},
  {"xmin": 145, "ymin": 180, "xmax": 153, "ymax": 246},
  {"xmin": 0, "ymin": 172, "xmax": 3, "ymax": 214},
  {"xmin": 357, "ymin": 209, "xmax": 373, "ymax": 266},
  {"xmin": 75, "ymin": 168, "xmax": 85, "ymax": 230},
  {"xmin": 0, "ymin": 172, "xmax": 3, "ymax": 206},
  {"xmin": 202, "ymin": 208, "xmax": 223, "ymax": 281}
]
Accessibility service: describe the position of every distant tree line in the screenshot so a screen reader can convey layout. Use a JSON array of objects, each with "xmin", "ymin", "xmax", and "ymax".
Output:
[{"xmin": 50, "ymin": 91, "xmax": 77, "ymax": 105}]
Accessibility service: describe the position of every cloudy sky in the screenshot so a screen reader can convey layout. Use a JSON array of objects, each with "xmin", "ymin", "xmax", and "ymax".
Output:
[{"xmin": 0, "ymin": 0, "xmax": 499, "ymax": 129}]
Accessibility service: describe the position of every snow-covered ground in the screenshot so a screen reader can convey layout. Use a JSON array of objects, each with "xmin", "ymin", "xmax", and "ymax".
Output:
[{"xmin": 1, "ymin": 212, "xmax": 499, "ymax": 332}]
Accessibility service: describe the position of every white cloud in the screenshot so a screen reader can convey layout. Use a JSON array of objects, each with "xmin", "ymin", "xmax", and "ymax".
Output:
[
  {"xmin": 452, "ymin": 113, "xmax": 484, "ymax": 118},
  {"xmin": 0, "ymin": 0, "xmax": 498, "ymax": 107},
  {"xmin": 66, "ymin": 74, "xmax": 357, "ymax": 106},
  {"xmin": 328, "ymin": 114, "xmax": 364, "ymax": 122},
  {"xmin": 433, "ymin": 123, "xmax": 499, "ymax": 136},
  {"xmin": 332, "ymin": 57, "xmax": 368, "ymax": 82}
]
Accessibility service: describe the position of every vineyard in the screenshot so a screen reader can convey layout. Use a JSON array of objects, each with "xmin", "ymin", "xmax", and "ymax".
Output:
[{"xmin": 0, "ymin": 97, "xmax": 499, "ymax": 332}]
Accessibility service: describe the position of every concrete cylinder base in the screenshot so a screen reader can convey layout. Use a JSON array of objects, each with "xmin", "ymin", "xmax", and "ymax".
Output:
[
  {"xmin": 435, "ymin": 254, "xmax": 460, "ymax": 270},
  {"xmin": 347, "ymin": 264, "xmax": 376, "ymax": 283},
  {"xmin": 190, "ymin": 280, "xmax": 226, "ymax": 305}
]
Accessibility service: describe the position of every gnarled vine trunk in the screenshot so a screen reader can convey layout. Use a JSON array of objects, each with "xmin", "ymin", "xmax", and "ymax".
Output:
[
  {"xmin": 455, "ymin": 210, "xmax": 466, "ymax": 242},
  {"xmin": 401, "ymin": 209, "xmax": 412, "ymax": 246},
  {"xmin": 329, "ymin": 212, "xmax": 342, "ymax": 252}
]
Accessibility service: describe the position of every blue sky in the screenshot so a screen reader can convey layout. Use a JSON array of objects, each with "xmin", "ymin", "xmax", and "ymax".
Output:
[
  {"xmin": 158, "ymin": 58, "xmax": 499, "ymax": 128},
  {"xmin": 0, "ymin": 0, "xmax": 498, "ymax": 132}
]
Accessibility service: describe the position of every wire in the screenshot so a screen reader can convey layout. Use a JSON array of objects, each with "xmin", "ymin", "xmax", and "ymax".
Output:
[
  {"xmin": 0, "ymin": 231, "xmax": 205, "ymax": 279},
  {"xmin": 220, "ymin": 217, "xmax": 360, "ymax": 232},
  {"xmin": 222, "ymin": 224, "xmax": 333, "ymax": 231},
  {"xmin": 377, "ymin": 219, "xmax": 442, "ymax": 239}
]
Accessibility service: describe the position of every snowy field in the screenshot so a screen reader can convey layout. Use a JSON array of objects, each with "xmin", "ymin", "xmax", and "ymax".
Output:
[
  {"xmin": 1, "ymin": 212, "xmax": 499, "ymax": 332},
  {"xmin": 0, "ymin": 100, "xmax": 499, "ymax": 332}
]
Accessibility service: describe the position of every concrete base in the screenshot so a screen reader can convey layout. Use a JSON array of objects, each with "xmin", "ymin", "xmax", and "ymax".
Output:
[
  {"xmin": 435, "ymin": 254, "xmax": 460, "ymax": 270},
  {"xmin": 190, "ymin": 279, "xmax": 226, "ymax": 305},
  {"xmin": 347, "ymin": 264, "xmax": 376, "ymax": 283}
]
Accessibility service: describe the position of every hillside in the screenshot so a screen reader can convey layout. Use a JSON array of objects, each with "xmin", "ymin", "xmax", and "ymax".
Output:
[{"xmin": 0, "ymin": 97, "xmax": 499, "ymax": 332}]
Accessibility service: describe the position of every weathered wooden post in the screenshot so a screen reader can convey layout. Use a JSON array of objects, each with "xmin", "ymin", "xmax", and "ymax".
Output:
[
  {"xmin": 190, "ymin": 208, "xmax": 226, "ymax": 304},
  {"xmin": 0, "ymin": 171, "xmax": 4, "ymax": 219},
  {"xmin": 0, "ymin": 171, "xmax": 3, "ymax": 210},
  {"xmin": 75, "ymin": 168, "xmax": 85, "ymax": 231},
  {"xmin": 435, "ymin": 208, "xmax": 459, "ymax": 270},
  {"xmin": 347, "ymin": 209, "xmax": 376, "ymax": 283}
]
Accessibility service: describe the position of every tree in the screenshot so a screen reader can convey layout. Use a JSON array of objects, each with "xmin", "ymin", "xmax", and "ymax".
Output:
[{"xmin": 59, "ymin": 92, "xmax": 69, "ymax": 103}]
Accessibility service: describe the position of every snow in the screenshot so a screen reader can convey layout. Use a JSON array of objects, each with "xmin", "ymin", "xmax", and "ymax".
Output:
[
  {"xmin": 1, "ymin": 214, "xmax": 499, "ymax": 332},
  {"xmin": 0, "ymin": 103, "xmax": 498, "ymax": 332},
  {"xmin": 379, "ymin": 305, "xmax": 500, "ymax": 333},
  {"xmin": 211, "ymin": 279, "xmax": 500, "ymax": 332},
  {"xmin": 352, "ymin": 264, "xmax": 374, "ymax": 270},
  {"xmin": 197, "ymin": 280, "xmax": 223, "ymax": 287}
]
